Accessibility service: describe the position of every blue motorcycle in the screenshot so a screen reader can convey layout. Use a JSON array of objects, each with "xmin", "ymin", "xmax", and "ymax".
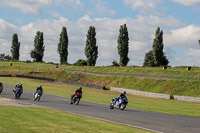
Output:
[
  {"xmin": 110, "ymin": 97, "xmax": 128, "ymax": 110},
  {"xmin": 13, "ymin": 88, "xmax": 23, "ymax": 99}
]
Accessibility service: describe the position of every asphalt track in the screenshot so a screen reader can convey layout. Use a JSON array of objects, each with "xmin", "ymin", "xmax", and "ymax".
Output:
[{"xmin": 1, "ymin": 84, "xmax": 200, "ymax": 133}]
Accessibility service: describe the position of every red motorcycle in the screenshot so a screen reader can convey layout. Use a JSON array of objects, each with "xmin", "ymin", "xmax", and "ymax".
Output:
[{"xmin": 70, "ymin": 92, "xmax": 82, "ymax": 105}]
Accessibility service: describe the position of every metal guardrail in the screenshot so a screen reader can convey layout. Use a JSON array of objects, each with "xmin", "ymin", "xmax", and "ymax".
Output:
[{"xmin": 110, "ymin": 87, "xmax": 170, "ymax": 99}]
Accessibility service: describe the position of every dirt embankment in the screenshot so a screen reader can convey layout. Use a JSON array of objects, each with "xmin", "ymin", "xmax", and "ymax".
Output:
[{"xmin": 0, "ymin": 98, "xmax": 40, "ymax": 107}]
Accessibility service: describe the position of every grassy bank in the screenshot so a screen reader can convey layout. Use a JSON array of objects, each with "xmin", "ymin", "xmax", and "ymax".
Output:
[
  {"xmin": 0, "ymin": 61, "xmax": 200, "ymax": 97},
  {"xmin": 1, "ymin": 77, "xmax": 200, "ymax": 117},
  {"xmin": 0, "ymin": 106, "xmax": 150, "ymax": 133}
]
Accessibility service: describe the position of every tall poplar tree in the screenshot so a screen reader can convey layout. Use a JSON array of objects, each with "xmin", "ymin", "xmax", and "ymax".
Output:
[
  {"xmin": 85, "ymin": 26, "xmax": 98, "ymax": 66},
  {"xmin": 57, "ymin": 27, "xmax": 68, "ymax": 64},
  {"xmin": 152, "ymin": 27, "xmax": 168, "ymax": 66},
  {"xmin": 30, "ymin": 31, "xmax": 45, "ymax": 62},
  {"xmin": 117, "ymin": 24, "xmax": 129, "ymax": 66},
  {"xmin": 11, "ymin": 33, "xmax": 20, "ymax": 60}
]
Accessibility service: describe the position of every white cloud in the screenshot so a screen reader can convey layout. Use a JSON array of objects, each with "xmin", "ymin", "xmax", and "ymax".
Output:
[
  {"xmin": 88, "ymin": 0, "xmax": 115, "ymax": 17},
  {"xmin": 123, "ymin": 0, "xmax": 164, "ymax": 14},
  {"xmin": 0, "ymin": 0, "xmax": 53, "ymax": 14},
  {"xmin": 164, "ymin": 25, "xmax": 200, "ymax": 47},
  {"xmin": 1, "ymin": 14, "xmax": 199, "ymax": 66},
  {"xmin": 172, "ymin": 0, "xmax": 200, "ymax": 6},
  {"xmin": 170, "ymin": 48, "xmax": 200, "ymax": 66},
  {"xmin": 0, "ymin": 0, "xmax": 83, "ymax": 14}
]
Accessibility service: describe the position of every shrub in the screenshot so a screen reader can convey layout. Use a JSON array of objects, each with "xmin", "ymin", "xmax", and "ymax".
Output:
[
  {"xmin": 111, "ymin": 60, "xmax": 120, "ymax": 67},
  {"xmin": 73, "ymin": 59, "xmax": 87, "ymax": 66},
  {"xmin": 26, "ymin": 60, "xmax": 32, "ymax": 63}
]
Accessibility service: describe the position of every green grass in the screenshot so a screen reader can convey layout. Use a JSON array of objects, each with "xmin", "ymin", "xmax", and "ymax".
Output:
[
  {"xmin": 0, "ymin": 106, "xmax": 151, "ymax": 133},
  {"xmin": 1, "ymin": 77, "xmax": 200, "ymax": 117},
  {"xmin": 59, "ymin": 65, "xmax": 200, "ymax": 77},
  {"xmin": 0, "ymin": 61, "xmax": 200, "ymax": 97}
]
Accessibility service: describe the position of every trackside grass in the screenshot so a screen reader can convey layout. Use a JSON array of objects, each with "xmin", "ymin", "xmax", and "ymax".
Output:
[
  {"xmin": 0, "ymin": 106, "xmax": 151, "ymax": 133},
  {"xmin": 0, "ymin": 61, "xmax": 200, "ymax": 97},
  {"xmin": 1, "ymin": 77, "xmax": 200, "ymax": 117}
]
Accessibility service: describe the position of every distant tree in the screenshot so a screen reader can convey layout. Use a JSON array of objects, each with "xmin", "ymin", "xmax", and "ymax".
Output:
[
  {"xmin": 111, "ymin": 60, "xmax": 120, "ymax": 67},
  {"xmin": 85, "ymin": 26, "xmax": 98, "ymax": 66},
  {"xmin": 152, "ymin": 27, "xmax": 168, "ymax": 66},
  {"xmin": 0, "ymin": 54, "xmax": 12, "ymax": 61},
  {"xmin": 117, "ymin": 24, "xmax": 129, "ymax": 66},
  {"xmin": 11, "ymin": 33, "xmax": 20, "ymax": 60},
  {"xmin": 30, "ymin": 31, "xmax": 45, "ymax": 62},
  {"xmin": 57, "ymin": 27, "xmax": 69, "ymax": 64},
  {"xmin": 0, "ymin": 54, "xmax": 5, "ymax": 61},
  {"xmin": 4, "ymin": 55, "xmax": 12, "ymax": 61},
  {"xmin": 143, "ymin": 50, "xmax": 155, "ymax": 67},
  {"xmin": 73, "ymin": 59, "xmax": 87, "ymax": 66}
]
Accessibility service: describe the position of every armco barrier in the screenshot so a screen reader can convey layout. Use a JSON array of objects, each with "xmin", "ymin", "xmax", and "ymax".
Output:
[
  {"xmin": 15, "ymin": 75, "xmax": 106, "ymax": 90},
  {"xmin": 110, "ymin": 87, "xmax": 170, "ymax": 99},
  {"xmin": 174, "ymin": 95, "xmax": 200, "ymax": 102}
]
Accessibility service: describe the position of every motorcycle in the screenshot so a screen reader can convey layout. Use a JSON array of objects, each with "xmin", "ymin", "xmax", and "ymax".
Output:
[
  {"xmin": 70, "ymin": 92, "xmax": 82, "ymax": 105},
  {"xmin": 0, "ymin": 82, "xmax": 3, "ymax": 94},
  {"xmin": 13, "ymin": 88, "xmax": 23, "ymax": 99},
  {"xmin": 110, "ymin": 97, "xmax": 128, "ymax": 110},
  {"xmin": 33, "ymin": 90, "xmax": 43, "ymax": 101}
]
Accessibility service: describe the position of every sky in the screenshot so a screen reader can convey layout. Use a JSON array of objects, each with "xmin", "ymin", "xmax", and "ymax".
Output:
[{"xmin": 0, "ymin": 0, "xmax": 200, "ymax": 66}]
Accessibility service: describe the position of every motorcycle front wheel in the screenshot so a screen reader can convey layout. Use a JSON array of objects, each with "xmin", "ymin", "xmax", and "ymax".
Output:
[
  {"xmin": 120, "ymin": 103, "xmax": 126, "ymax": 110},
  {"xmin": 110, "ymin": 102, "xmax": 114, "ymax": 109},
  {"xmin": 74, "ymin": 97, "xmax": 80, "ymax": 105}
]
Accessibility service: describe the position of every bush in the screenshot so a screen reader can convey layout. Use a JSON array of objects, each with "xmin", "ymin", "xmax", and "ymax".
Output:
[
  {"xmin": 26, "ymin": 60, "xmax": 32, "ymax": 63},
  {"xmin": 73, "ymin": 59, "xmax": 87, "ymax": 66},
  {"xmin": 111, "ymin": 60, "xmax": 120, "ymax": 67},
  {"xmin": 47, "ymin": 62, "xmax": 55, "ymax": 64}
]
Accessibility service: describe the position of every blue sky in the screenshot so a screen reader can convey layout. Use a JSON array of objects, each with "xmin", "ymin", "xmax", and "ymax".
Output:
[{"xmin": 0, "ymin": 0, "xmax": 200, "ymax": 66}]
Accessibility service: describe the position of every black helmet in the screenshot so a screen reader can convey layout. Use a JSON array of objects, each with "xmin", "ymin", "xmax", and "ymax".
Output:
[
  {"xmin": 39, "ymin": 85, "xmax": 42, "ymax": 88},
  {"xmin": 122, "ymin": 91, "xmax": 126, "ymax": 95},
  {"xmin": 79, "ymin": 87, "xmax": 82, "ymax": 91}
]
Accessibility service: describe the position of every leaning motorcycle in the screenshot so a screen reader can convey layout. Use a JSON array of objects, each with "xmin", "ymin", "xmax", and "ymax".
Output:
[
  {"xmin": 110, "ymin": 97, "xmax": 128, "ymax": 110},
  {"xmin": 13, "ymin": 88, "xmax": 22, "ymax": 99},
  {"xmin": 33, "ymin": 90, "xmax": 43, "ymax": 101},
  {"xmin": 70, "ymin": 92, "xmax": 82, "ymax": 105}
]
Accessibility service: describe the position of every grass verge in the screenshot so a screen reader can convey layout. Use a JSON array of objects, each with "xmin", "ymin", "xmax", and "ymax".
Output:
[
  {"xmin": 0, "ymin": 105, "xmax": 151, "ymax": 133},
  {"xmin": 1, "ymin": 77, "xmax": 200, "ymax": 117}
]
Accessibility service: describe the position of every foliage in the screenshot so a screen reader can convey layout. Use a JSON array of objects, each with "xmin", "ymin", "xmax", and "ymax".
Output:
[
  {"xmin": 30, "ymin": 31, "xmax": 45, "ymax": 62},
  {"xmin": 57, "ymin": 27, "xmax": 69, "ymax": 64},
  {"xmin": 25, "ymin": 60, "xmax": 32, "ymax": 63},
  {"xmin": 0, "ymin": 54, "xmax": 12, "ymax": 61},
  {"xmin": 152, "ymin": 27, "xmax": 169, "ymax": 66},
  {"xmin": 11, "ymin": 33, "xmax": 20, "ymax": 60},
  {"xmin": 85, "ymin": 26, "xmax": 98, "ymax": 66},
  {"xmin": 111, "ymin": 60, "xmax": 120, "ymax": 67},
  {"xmin": 143, "ymin": 50, "xmax": 155, "ymax": 67},
  {"xmin": 73, "ymin": 59, "xmax": 87, "ymax": 66},
  {"xmin": 117, "ymin": 24, "xmax": 129, "ymax": 66}
]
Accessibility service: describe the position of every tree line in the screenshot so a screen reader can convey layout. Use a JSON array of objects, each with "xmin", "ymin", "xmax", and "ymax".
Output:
[{"xmin": 5, "ymin": 25, "xmax": 169, "ymax": 67}]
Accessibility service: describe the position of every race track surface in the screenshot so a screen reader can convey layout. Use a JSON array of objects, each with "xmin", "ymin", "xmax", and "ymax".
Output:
[{"xmin": 1, "ymin": 84, "xmax": 200, "ymax": 133}]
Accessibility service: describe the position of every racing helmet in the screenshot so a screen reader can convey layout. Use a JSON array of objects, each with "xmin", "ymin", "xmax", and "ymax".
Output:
[{"xmin": 122, "ymin": 91, "xmax": 126, "ymax": 95}]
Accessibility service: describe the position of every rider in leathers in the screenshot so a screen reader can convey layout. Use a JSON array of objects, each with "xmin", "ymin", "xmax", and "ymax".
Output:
[{"xmin": 71, "ymin": 87, "xmax": 82, "ymax": 100}]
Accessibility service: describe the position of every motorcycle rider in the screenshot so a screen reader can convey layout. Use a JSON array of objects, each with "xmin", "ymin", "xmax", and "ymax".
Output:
[
  {"xmin": 13, "ymin": 83, "xmax": 23, "ymax": 96},
  {"xmin": 34, "ymin": 85, "xmax": 43, "ymax": 96},
  {"xmin": 115, "ymin": 91, "xmax": 127, "ymax": 104},
  {"xmin": 0, "ymin": 81, "xmax": 3, "ymax": 94},
  {"xmin": 71, "ymin": 87, "xmax": 82, "ymax": 100}
]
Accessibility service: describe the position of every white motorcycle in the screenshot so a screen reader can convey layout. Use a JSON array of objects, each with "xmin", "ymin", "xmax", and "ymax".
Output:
[{"xmin": 33, "ymin": 90, "xmax": 43, "ymax": 101}]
